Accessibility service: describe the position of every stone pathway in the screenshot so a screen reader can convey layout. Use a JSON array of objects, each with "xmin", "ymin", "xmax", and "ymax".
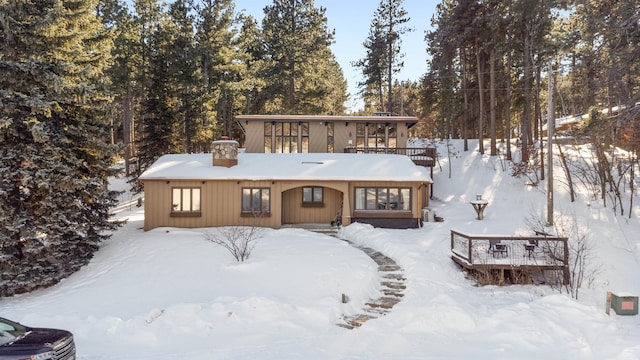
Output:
[
  {"xmin": 337, "ymin": 242, "xmax": 406, "ymax": 329},
  {"xmin": 294, "ymin": 224, "xmax": 406, "ymax": 329}
]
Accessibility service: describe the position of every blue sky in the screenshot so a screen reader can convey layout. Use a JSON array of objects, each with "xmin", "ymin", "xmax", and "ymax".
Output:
[{"xmin": 235, "ymin": 0, "xmax": 439, "ymax": 111}]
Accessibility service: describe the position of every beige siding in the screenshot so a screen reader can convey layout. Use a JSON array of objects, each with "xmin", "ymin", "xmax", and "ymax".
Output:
[
  {"xmin": 335, "ymin": 123, "xmax": 356, "ymax": 151},
  {"xmin": 307, "ymin": 122, "xmax": 327, "ymax": 153},
  {"xmin": 243, "ymin": 122, "xmax": 264, "ymax": 153},
  {"xmin": 241, "ymin": 120, "xmax": 411, "ymax": 153},
  {"xmin": 143, "ymin": 179, "xmax": 281, "ymax": 230},
  {"xmin": 282, "ymin": 186, "xmax": 342, "ymax": 224},
  {"xmin": 143, "ymin": 179, "xmax": 356, "ymax": 230},
  {"xmin": 397, "ymin": 123, "xmax": 410, "ymax": 148}
]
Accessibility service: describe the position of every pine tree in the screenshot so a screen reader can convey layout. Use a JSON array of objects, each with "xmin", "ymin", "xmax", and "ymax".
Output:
[
  {"xmin": 0, "ymin": 0, "xmax": 121, "ymax": 296},
  {"xmin": 169, "ymin": 0, "xmax": 200, "ymax": 152},
  {"xmin": 99, "ymin": 0, "xmax": 142, "ymax": 176},
  {"xmin": 137, "ymin": 11, "xmax": 183, "ymax": 173},
  {"xmin": 195, "ymin": 0, "xmax": 236, "ymax": 141},
  {"xmin": 354, "ymin": 20, "xmax": 388, "ymax": 113},
  {"xmin": 261, "ymin": 0, "xmax": 343, "ymax": 114},
  {"xmin": 356, "ymin": 0, "xmax": 410, "ymax": 114},
  {"xmin": 236, "ymin": 15, "xmax": 269, "ymax": 115}
]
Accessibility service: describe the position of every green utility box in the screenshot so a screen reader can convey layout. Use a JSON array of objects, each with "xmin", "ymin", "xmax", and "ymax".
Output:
[{"xmin": 609, "ymin": 293, "xmax": 638, "ymax": 316}]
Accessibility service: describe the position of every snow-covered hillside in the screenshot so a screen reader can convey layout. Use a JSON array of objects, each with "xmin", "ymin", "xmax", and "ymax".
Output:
[{"xmin": 1, "ymin": 139, "xmax": 639, "ymax": 359}]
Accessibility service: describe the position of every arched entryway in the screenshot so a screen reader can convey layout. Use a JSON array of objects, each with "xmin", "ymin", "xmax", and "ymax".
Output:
[{"xmin": 281, "ymin": 186, "xmax": 343, "ymax": 225}]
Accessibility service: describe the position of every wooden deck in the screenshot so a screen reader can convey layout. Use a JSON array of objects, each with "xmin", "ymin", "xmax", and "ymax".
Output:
[{"xmin": 450, "ymin": 230, "xmax": 570, "ymax": 285}]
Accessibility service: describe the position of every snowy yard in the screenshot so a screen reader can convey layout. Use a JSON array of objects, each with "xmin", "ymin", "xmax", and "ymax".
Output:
[{"xmin": 1, "ymin": 140, "xmax": 639, "ymax": 359}]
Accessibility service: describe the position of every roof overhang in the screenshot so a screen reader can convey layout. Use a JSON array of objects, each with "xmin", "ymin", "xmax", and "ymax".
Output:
[{"xmin": 236, "ymin": 114, "xmax": 419, "ymax": 128}]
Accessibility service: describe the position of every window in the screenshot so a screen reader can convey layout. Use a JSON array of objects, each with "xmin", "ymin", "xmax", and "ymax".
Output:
[
  {"xmin": 242, "ymin": 188, "xmax": 270, "ymax": 214},
  {"xmin": 326, "ymin": 123, "xmax": 334, "ymax": 153},
  {"xmin": 275, "ymin": 122, "xmax": 296, "ymax": 153},
  {"xmin": 368, "ymin": 123, "xmax": 385, "ymax": 148},
  {"xmin": 172, "ymin": 188, "xmax": 201, "ymax": 215},
  {"xmin": 354, "ymin": 187, "xmax": 411, "ymax": 211},
  {"xmin": 302, "ymin": 187, "xmax": 323, "ymax": 206},
  {"xmin": 264, "ymin": 122, "xmax": 309, "ymax": 153},
  {"xmin": 264, "ymin": 122, "xmax": 272, "ymax": 152},
  {"xmin": 356, "ymin": 123, "xmax": 366, "ymax": 147},
  {"xmin": 355, "ymin": 123, "xmax": 398, "ymax": 149},
  {"xmin": 387, "ymin": 124, "xmax": 397, "ymax": 148},
  {"xmin": 300, "ymin": 122, "xmax": 309, "ymax": 152}
]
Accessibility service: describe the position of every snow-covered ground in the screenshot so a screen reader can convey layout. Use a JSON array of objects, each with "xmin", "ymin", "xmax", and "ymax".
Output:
[{"xmin": 1, "ymin": 139, "xmax": 639, "ymax": 359}]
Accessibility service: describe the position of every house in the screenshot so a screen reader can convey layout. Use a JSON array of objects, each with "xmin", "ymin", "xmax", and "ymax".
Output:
[
  {"xmin": 237, "ymin": 114, "xmax": 419, "ymax": 153},
  {"xmin": 139, "ymin": 139, "xmax": 432, "ymax": 231},
  {"xmin": 541, "ymin": 114, "xmax": 589, "ymax": 136}
]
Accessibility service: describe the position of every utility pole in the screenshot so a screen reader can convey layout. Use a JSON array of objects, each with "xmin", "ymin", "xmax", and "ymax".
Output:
[{"xmin": 546, "ymin": 61, "xmax": 554, "ymax": 226}]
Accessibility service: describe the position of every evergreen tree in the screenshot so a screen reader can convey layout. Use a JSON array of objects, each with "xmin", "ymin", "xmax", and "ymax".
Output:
[
  {"xmin": 137, "ymin": 10, "xmax": 184, "ymax": 173},
  {"xmin": 195, "ymin": 0, "xmax": 237, "ymax": 140},
  {"xmin": 0, "ymin": 0, "xmax": 120, "ymax": 296},
  {"xmin": 261, "ymin": 0, "xmax": 343, "ymax": 114},
  {"xmin": 314, "ymin": 52, "xmax": 347, "ymax": 115},
  {"xmin": 357, "ymin": 0, "xmax": 411, "ymax": 114},
  {"xmin": 354, "ymin": 20, "xmax": 388, "ymax": 113},
  {"xmin": 423, "ymin": 0, "xmax": 465, "ymax": 140},
  {"xmin": 235, "ymin": 15, "xmax": 269, "ymax": 115},
  {"xmin": 99, "ymin": 0, "xmax": 140, "ymax": 176},
  {"xmin": 169, "ymin": 0, "xmax": 201, "ymax": 152}
]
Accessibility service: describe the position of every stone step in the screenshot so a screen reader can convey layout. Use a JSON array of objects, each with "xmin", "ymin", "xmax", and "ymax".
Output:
[
  {"xmin": 382, "ymin": 289, "xmax": 405, "ymax": 297},
  {"xmin": 365, "ymin": 296, "xmax": 402, "ymax": 309},
  {"xmin": 339, "ymin": 314, "xmax": 377, "ymax": 329},
  {"xmin": 364, "ymin": 307, "xmax": 391, "ymax": 315},
  {"xmin": 382, "ymin": 273, "xmax": 406, "ymax": 281},
  {"xmin": 381, "ymin": 282, "xmax": 406, "ymax": 290},
  {"xmin": 378, "ymin": 264, "xmax": 403, "ymax": 272},
  {"xmin": 299, "ymin": 227, "xmax": 406, "ymax": 330}
]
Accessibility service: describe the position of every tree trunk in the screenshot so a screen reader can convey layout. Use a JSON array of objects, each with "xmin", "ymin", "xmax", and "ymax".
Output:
[
  {"xmin": 476, "ymin": 41, "xmax": 485, "ymax": 155},
  {"xmin": 534, "ymin": 65, "xmax": 542, "ymax": 142},
  {"xmin": 387, "ymin": 0, "xmax": 393, "ymax": 114},
  {"xmin": 505, "ymin": 45, "xmax": 512, "ymax": 161},
  {"xmin": 522, "ymin": 28, "xmax": 532, "ymax": 163},
  {"xmin": 123, "ymin": 87, "xmax": 134, "ymax": 176},
  {"xmin": 462, "ymin": 47, "xmax": 469, "ymax": 152},
  {"xmin": 537, "ymin": 64, "xmax": 544, "ymax": 181},
  {"xmin": 489, "ymin": 48, "xmax": 497, "ymax": 156}
]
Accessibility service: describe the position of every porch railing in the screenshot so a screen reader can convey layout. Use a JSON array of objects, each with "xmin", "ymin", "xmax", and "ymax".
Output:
[
  {"xmin": 450, "ymin": 229, "xmax": 569, "ymax": 271},
  {"xmin": 343, "ymin": 146, "xmax": 436, "ymax": 167}
]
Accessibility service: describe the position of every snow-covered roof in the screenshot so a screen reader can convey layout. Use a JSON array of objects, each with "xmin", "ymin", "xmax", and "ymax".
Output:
[
  {"xmin": 139, "ymin": 153, "xmax": 432, "ymax": 183},
  {"xmin": 542, "ymin": 114, "xmax": 588, "ymax": 131}
]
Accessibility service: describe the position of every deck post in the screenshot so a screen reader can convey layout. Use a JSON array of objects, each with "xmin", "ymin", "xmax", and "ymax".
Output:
[
  {"xmin": 562, "ymin": 237, "xmax": 570, "ymax": 284},
  {"xmin": 450, "ymin": 231, "xmax": 574, "ymax": 286}
]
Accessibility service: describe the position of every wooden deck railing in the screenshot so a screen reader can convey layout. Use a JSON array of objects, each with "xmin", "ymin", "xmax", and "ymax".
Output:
[
  {"xmin": 344, "ymin": 146, "xmax": 436, "ymax": 167},
  {"xmin": 450, "ymin": 230, "xmax": 570, "ymax": 283}
]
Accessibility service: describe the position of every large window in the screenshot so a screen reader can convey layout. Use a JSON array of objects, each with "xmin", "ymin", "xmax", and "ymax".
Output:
[
  {"xmin": 242, "ymin": 188, "xmax": 270, "ymax": 214},
  {"xmin": 354, "ymin": 187, "xmax": 411, "ymax": 211},
  {"xmin": 368, "ymin": 123, "xmax": 385, "ymax": 148},
  {"xmin": 302, "ymin": 186, "xmax": 324, "ymax": 207},
  {"xmin": 356, "ymin": 123, "xmax": 398, "ymax": 149},
  {"xmin": 172, "ymin": 188, "xmax": 201, "ymax": 215},
  {"xmin": 264, "ymin": 122, "xmax": 309, "ymax": 153}
]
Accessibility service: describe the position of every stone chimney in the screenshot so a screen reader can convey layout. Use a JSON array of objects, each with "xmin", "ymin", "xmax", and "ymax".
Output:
[{"xmin": 212, "ymin": 137, "xmax": 238, "ymax": 167}]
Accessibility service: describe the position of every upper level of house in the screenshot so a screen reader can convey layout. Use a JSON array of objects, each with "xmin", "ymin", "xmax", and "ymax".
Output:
[{"xmin": 238, "ymin": 114, "xmax": 419, "ymax": 154}]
